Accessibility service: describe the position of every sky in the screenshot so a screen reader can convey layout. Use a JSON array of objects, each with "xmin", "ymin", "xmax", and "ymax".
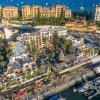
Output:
[{"xmin": 0, "ymin": 0, "xmax": 100, "ymax": 11}]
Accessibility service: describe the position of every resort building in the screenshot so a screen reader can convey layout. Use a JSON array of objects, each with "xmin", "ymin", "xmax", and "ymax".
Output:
[
  {"xmin": 2, "ymin": 6, "xmax": 18, "ymax": 20},
  {"xmin": 94, "ymin": 5, "xmax": 100, "ymax": 21},
  {"xmin": 65, "ymin": 20, "xmax": 96, "ymax": 32},
  {"xmin": 22, "ymin": 5, "xmax": 72, "ymax": 19}
]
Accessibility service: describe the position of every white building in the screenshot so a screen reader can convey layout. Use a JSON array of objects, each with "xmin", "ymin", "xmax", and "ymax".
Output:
[
  {"xmin": 4, "ymin": 27, "xmax": 12, "ymax": 42},
  {"xmin": 94, "ymin": 5, "xmax": 100, "ymax": 21}
]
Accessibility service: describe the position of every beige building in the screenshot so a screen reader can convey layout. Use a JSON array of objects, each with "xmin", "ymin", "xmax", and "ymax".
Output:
[
  {"xmin": 31, "ymin": 6, "xmax": 42, "ymax": 18},
  {"xmin": 65, "ymin": 20, "xmax": 96, "ymax": 32},
  {"xmin": 64, "ymin": 8, "xmax": 72, "ymax": 18},
  {"xmin": 40, "ymin": 8, "xmax": 52, "ymax": 18},
  {"xmin": 22, "ymin": 5, "xmax": 42, "ymax": 18},
  {"xmin": 22, "ymin": 5, "xmax": 72, "ymax": 19},
  {"xmin": 52, "ymin": 5, "xmax": 64, "ymax": 18},
  {"xmin": 22, "ymin": 6, "xmax": 31, "ymax": 18},
  {"xmin": 2, "ymin": 6, "xmax": 18, "ymax": 20}
]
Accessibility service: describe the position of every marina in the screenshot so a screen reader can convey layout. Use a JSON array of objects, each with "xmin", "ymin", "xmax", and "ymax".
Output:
[{"xmin": 73, "ymin": 76, "xmax": 100, "ymax": 100}]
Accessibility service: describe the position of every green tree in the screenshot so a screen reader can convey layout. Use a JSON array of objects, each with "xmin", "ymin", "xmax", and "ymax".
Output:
[
  {"xmin": 50, "ymin": 51, "xmax": 55, "ymax": 58},
  {"xmin": 44, "ymin": 37, "xmax": 49, "ymax": 47},
  {"xmin": 49, "ymin": 72, "xmax": 56, "ymax": 79},
  {"xmin": 0, "ymin": 61, "xmax": 6, "ymax": 67},
  {"xmin": 37, "ymin": 67, "xmax": 45, "ymax": 75},
  {"xmin": 0, "ymin": 55, "xmax": 4, "ymax": 61},
  {"xmin": 0, "ymin": 43, "xmax": 13, "ymax": 69},
  {"xmin": 26, "ymin": 41, "xmax": 40, "ymax": 60},
  {"xmin": 53, "ymin": 33, "xmax": 60, "ymax": 49}
]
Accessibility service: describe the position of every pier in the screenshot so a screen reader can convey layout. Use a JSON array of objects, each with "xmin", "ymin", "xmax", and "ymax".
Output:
[{"xmin": 82, "ymin": 75, "xmax": 100, "ymax": 100}]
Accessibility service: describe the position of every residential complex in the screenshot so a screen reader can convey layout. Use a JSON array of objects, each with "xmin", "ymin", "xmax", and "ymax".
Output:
[
  {"xmin": 94, "ymin": 5, "xmax": 100, "ymax": 21},
  {"xmin": 0, "ymin": 24, "xmax": 99, "ymax": 100},
  {"xmin": 2, "ymin": 6, "xmax": 18, "ymax": 20},
  {"xmin": 0, "ymin": 1, "xmax": 100, "ymax": 100},
  {"xmin": 17, "ymin": 27, "xmax": 67, "ymax": 49},
  {"xmin": 22, "ymin": 5, "xmax": 72, "ymax": 19},
  {"xmin": 0, "ymin": 5, "xmax": 71, "ymax": 20}
]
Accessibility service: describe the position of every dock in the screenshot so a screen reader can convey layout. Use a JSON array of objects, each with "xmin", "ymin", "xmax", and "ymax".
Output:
[{"xmin": 82, "ymin": 75, "xmax": 100, "ymax": 100}]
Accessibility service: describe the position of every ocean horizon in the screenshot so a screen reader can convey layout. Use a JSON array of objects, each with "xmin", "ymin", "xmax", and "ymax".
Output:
[{"xmin": 0, "ymin": 0, "xmax": 100, "ymax": 11}]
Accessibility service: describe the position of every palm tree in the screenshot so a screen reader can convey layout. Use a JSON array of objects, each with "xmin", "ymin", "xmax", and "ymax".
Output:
[
  {"xmin": 0, "ymin": 61, "xmax": 6, "ymax": 68},
  {"xmin": 26, "ymin": 41, "xmax": 40, "ymax": 61},
  {"xmin": 53, "ymin": 33, "xmax": 60, "ymax": 49},
  {"xmin": 49, "ymin": 72, "xmax": 56, "ymax": 80},
  {"xmin": 50, "ymin": 51, "xmax": 55, "ymax": 59},
  {"xmin": 0, "ymin": 55, "xmax": 4, "ymax": 61},
  {"xmin": 44, "ymin": 37, "xmax": 49, "ymax": 48},
  {"xmin": 37, "ymin": 67, "xmax": 45, "ymax": 75}
]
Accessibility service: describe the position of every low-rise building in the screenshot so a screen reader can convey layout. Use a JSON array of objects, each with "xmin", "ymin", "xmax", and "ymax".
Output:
[{"xmin": 65, "ymin": 20, "xmax": 96, "ymax": 32}]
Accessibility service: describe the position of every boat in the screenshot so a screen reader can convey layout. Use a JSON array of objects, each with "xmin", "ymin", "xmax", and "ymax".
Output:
[
  {"xmin": 78, "ymin": 87, "xmax": 86, "ymax": 93},
  {"xmin": 83, "ymin": 84, "xmax": 89, "ymax": 90},
  {"xmin": 73, "ymin": 83, "xmax": 89, "ymax": 93},
  {"xmin": 80, "ymin": 6, "xmax": 84, "ymax": 10},
  {"xmin": 49, "ymin": 94, "xmax": 65, "ymax": 100},
  {"xmin": 73, "ymin": 88, "xmax": 77, "ymax": 92}
]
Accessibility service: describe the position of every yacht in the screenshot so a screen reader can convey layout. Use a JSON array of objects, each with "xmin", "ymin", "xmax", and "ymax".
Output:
[{"xmin": 49, "ymin": 94, "xmax": 66, "ymax": 100}]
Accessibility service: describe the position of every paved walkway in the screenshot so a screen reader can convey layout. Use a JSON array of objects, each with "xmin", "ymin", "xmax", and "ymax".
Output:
[{"xmin": 23, "ymin": 70, "xmax": 95, "ymax": 100}]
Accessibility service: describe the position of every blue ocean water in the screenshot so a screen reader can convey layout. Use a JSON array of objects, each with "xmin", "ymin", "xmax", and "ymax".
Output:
[{"xmin": 0, "ymin": 0, "xmax": 100, "ymax": 11}]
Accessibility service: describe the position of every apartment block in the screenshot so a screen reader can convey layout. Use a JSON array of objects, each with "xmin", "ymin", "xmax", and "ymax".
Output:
[
  {"xmin": 22, "ymin": 6, "xmax": 31, "ymax": 18},
  {"xmin": 17, "ymin": 27, "xmax": 67, "ymax": 49},
  {"xmin": 2, "ymin": 6, "xmax": 18, "ymax": 20},
  {"xmin": 31, "ymin": 6, "xmax": 42, "ymax": 18},
  {"xmin": 40, "ymin": 8, "xmax": 52, "ymax": 18},
  {"xmin": 94, "ymin": 5, "xmax": 100, "ymax": 21},
  {"xmin": 22, "ymin": 5, "xmax": 72, "ymax": 19}
]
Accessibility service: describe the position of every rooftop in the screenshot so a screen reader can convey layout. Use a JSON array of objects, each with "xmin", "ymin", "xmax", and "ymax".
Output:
[
  {"xmin": 12, "ymin": 42, "xmax": 26, "ymax": 57},
  {"xmin": 3, "ymin": 6, "xmax": 18, "ymax": 9},
  {"xmin": 8, "ymin": 56, "xmax": 33, "ymax": 70}
]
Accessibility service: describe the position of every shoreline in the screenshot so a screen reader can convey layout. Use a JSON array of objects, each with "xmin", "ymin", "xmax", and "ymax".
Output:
[{"xmin": 26, "ymin": 70, "xmax": 95, "ymax": 100}]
